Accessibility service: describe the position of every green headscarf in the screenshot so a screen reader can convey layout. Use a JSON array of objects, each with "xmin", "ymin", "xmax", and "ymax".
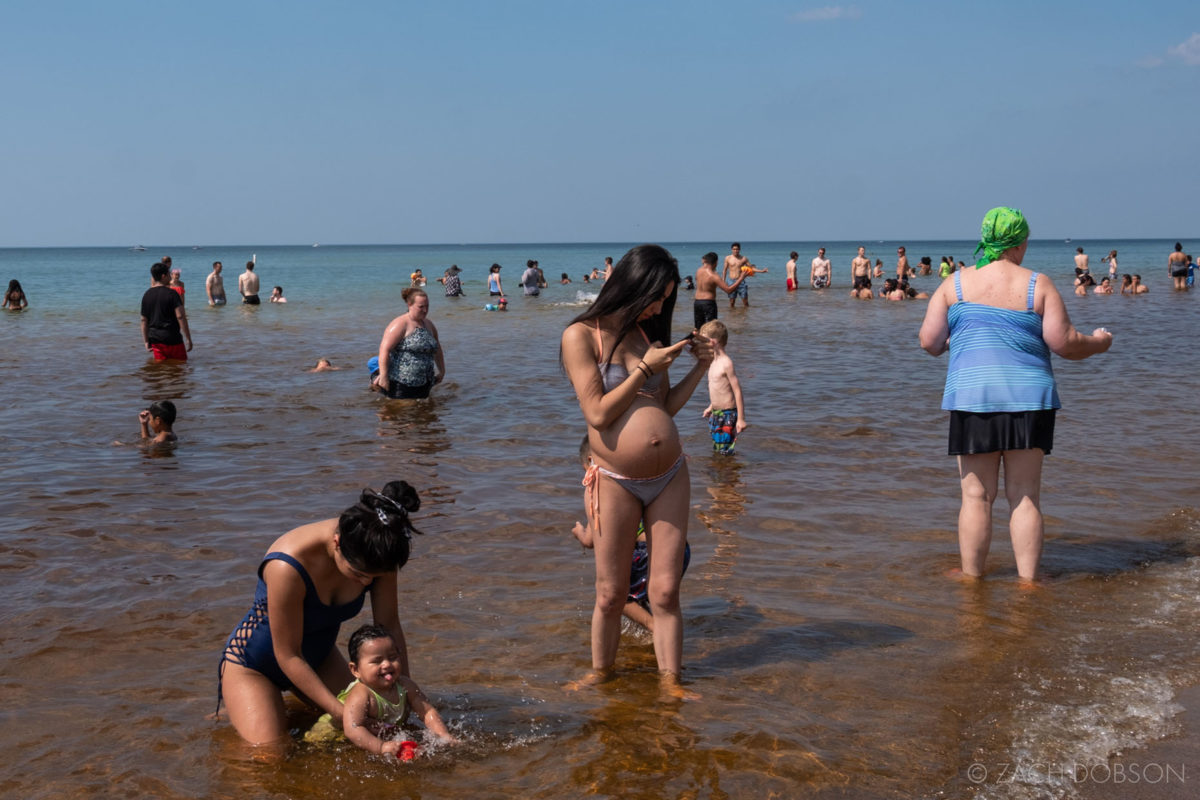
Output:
[{"xmin": 973, "ymin": 207, "xmax": 1030, "ymax": 268}]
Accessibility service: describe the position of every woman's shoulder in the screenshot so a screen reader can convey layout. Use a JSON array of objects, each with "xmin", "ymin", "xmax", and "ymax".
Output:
[{"xmin": 562, "ymin": 319, "xmax": 601, "ymax": 359}]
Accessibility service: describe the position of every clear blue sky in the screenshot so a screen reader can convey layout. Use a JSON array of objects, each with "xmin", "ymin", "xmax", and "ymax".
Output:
[{"xmin": 1, "ymin": 1, "xmax": 1196, "ymax": 246}]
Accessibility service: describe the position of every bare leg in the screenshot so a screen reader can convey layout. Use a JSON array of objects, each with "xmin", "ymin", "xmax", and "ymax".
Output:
[
  {"xmin": 1001, "ymin": 448, "xmax": 1044, "ymax": 581},
  {"xmin": 957, "ymin": 453, "xmax": 1001, "ymax": 577},
  {"xmin": 643, "ymin": 461, "xmax": 690, "ymax": 677},
  {"xmin": 589, "ymin": 474, "xmax": 642, "ymax": 674},
  {"xmin": 220, "ymin": 660, "xmax": 291, "ymax": 745}
]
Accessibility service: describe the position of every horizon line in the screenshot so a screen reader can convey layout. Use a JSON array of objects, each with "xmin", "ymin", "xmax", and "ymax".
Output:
[{"xmin": 1, "ymin": 236, "xmax": 1194, "ymax": 251}]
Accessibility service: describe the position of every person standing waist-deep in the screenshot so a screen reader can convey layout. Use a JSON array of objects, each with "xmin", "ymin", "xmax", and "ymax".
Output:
[{"xmin": 140, "ymin": 261, "xmax": 192, "ymax": 360}]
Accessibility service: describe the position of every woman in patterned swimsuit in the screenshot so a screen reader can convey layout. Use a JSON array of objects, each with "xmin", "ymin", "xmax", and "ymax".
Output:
[
  {"xmin": 561, "ymin": 244, "xmax": 713, "ymax": 692},
  {"xmin": 218, "ymin": 481, "xmax": 423, "ymax": 746},
  {"xmin": 373, "ymin": 287, "xmax": 445, "ymax": 399}
]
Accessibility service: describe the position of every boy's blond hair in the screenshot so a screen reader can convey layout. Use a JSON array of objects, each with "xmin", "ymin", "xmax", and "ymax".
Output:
[{"xmin": 698, "ymin": 319, "xmax": 728, "ymax": 347}]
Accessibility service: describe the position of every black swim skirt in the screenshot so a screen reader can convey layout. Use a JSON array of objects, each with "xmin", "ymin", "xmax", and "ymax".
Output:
[
  {"xmin": 948, "ymin": 409, "xmax": 1055, "ymax": 456},
  {"xmin": 386, "ymin": 380, "xmax": 432, "ymax": 400}
]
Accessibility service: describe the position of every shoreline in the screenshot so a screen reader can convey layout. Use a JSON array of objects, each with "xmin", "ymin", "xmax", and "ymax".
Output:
[{"xmin": 1079, "ymin": 683, "xmax": 1200, "ymax": 800}]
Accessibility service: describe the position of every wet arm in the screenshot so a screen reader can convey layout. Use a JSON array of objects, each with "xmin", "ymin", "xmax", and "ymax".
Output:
[
  {"xmin": 403, "ymin": 677, "xmax": 455, "ymax": 741},
  {"xmin": 716, "ymin": 271, "xmax": 745, "ymax": 292},
  {"xmin": 374, "ymin": 318, "xmax": 407, "ymax": 389},
  {"xmin": 341, "ymin": 684, "xmax": 396, "ymax": 755},
  {"xmin": 562, "ymin": 324, "xmax": 654, "ymax": 430},
  {"xmin": 264, "ymin": 561, "xmax": 344, "ymax": 719},
  {"xmin": 175, "ymin": 306, "xmax": 193, "ymax": 351},
  {"xmin": 664, "ymin": 339, "xmax": 711, "ymax": 416},
  {"xmin": 729, "ymin": 367, "xmax": 746, "ymax": 427},
  {"xmin": 1039, "ymin": 277, "xmax": 1113, "ymax": 360},
  {"xmin": 918, "ymin": 284, "xmax": 951, "ymax": 355},
  {"xmin": 140, "ymin": 315, "xmax": 152, "ymax": 351},
  {"xmin": 428, "ymin": 320, "xmax": 446, "ymax": 382}
]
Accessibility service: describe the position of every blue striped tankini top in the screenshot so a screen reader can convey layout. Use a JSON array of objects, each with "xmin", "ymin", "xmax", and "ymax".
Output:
[{"xmin": 941, "ymin": 271, "xmax": 1061, "ymax": 412}]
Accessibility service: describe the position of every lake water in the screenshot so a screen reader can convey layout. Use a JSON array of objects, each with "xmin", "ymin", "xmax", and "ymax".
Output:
[{"xmin": 1, "ymin": 238, "xmax": 1197, "ymax": 799}]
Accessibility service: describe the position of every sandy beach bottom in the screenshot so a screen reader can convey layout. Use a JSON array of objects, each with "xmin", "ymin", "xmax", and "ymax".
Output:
[{"xmin": 1080, "ymin": 684, "xmax": 1200, "ymax": 800}]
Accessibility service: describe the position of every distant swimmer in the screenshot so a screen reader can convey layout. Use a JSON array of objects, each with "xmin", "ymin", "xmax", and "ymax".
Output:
[
  {"xmin": 873, "ymin": 259, "xmax": 885, "ymax": 278},
  {"xmin": 410, "ymin": 269, "xmax": 427, "ymax": 288},
  {"xmin": 1103, "ymin": 250, "xmax": 1118, "ymax": 284},
  {"xmin": 138, "ymin": 400, "xmax": 178, "ymax": 445},
  {"xmin": 307, "ymin": 359, "xmax": 340, "ymax": 372},
  {"xmin": 1168, "ymin": 242, "xmax": 1188, "ymax": 291},
  {"xmin": 169, "ymin": 269, "xmax": 185, "ymax": 303},
  {"xmin": 487, "ymin": 263, "xmax": 504, "ymax": 297},
  {"xmin": 851, "ymin": 246, "xmax": 872, "ymax": 293},
  {"xmin": 695, "ymin": 251, "xmax": 745, "ymax": 328},
  {"xmin": 141, "ymin": 261, "xmax": 193, "ymax": 360},
  {"xmin": 206, "ymin": 261, "xmax": 226, "ymax": 306},
  {"xmin": 810, "ymin": 247, "xmax": 831, "ymax": 289},
  {"xmin": 785, "ymin": 251, "xmax": 798, "ymax": 291},
  {"xmin": 602, "ymin": 257, "xmax": 613, "ymax": 281},
  {"xmin": 723, "ymin": 243, "xmax": 751, "ymax": 307},
  {"xmin": 1074, "ymin": 247, "xmax": 1089, "ymax": 274},
  {"xmin": 270, "ymin": 286, "xmax": 287, "ymax": 303},
  {"xmin": 522, "ymin": 260, "xmax": 541, "ymax": 296},
  {"xmin": 896, "ymin": 246, "xmax": 911, "ymax": 280},
  {"xmin": 239, "ymin": 260, "xmax": 260, "ymax": 304},
  {"xmin": 1132, "ymin": 274, "xmax": 1149, "ymax": 294},
  {"xmin": 3, "ymin": 279, "xmax": 28, "ymax": 310}
]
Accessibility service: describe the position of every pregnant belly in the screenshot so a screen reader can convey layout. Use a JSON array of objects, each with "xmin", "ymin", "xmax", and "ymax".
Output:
[{"xmin": 590, "ymin": 403, "xmax": 681, "ymax": 478}]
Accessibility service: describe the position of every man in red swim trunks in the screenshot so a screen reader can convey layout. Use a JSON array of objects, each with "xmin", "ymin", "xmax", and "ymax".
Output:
[{"xmin": 140, "ymin": 261, "xmax": 193, "ymax": 360}]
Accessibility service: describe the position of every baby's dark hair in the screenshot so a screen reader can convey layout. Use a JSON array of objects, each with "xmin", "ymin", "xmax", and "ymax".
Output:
[
  {"xmin": 337, "ymin": 480, "xmax": 423, "ymax": 573},
  {"xmin": 347, "ymin": 623, "xmax": 395, "ymax": 663},
  {"xmin": 148, "ymin": 400, "xmax": 177, "ymax": 426}
]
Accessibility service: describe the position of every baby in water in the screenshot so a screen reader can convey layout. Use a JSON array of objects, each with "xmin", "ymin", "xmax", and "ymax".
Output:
[{"xmin": 305, "ymin": 624, "xmax": 456, "ymax": 756}]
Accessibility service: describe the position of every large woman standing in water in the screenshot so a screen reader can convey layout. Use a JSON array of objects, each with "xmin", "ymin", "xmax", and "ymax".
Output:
[
  {"xmin": 373, "ymin": 287, "xmax": 445, "ymax": 399},
  {"xmin": 561, "ymin": 244, "xmax": 712, "ymax": 689},
  {"xmin": 919, "ymin": 208, "xmax": 1112, "ymax": 582}
]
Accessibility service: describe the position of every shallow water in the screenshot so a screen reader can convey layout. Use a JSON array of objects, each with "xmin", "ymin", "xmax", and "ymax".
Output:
[{"xmin": 1, "ymin": 240, "xmax": 1198, "ymax": 799}]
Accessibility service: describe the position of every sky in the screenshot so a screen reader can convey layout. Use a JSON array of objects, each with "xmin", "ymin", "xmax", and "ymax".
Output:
[{"xmin": 1, "ymin": 0, "xmax": 1197, "ymax": 246}]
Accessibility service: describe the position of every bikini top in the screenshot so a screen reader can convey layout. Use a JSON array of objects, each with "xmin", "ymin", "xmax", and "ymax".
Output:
[{"xmin": 593, "ymin": 321, "xmax": 663, "ymax": 396}]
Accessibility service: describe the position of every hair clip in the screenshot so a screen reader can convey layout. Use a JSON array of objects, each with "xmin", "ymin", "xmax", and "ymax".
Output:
[{"xmin": 365, "ymin": 488, "xmax": 408, "ymax": 517}]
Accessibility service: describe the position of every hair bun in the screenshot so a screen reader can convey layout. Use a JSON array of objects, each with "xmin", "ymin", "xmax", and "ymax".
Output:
[{"xmin": 381, "ymin": 480, "xmax": 421, "ymax": 514}]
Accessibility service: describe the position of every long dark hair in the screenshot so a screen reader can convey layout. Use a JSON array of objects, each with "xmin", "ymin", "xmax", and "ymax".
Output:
[
  {"xmin": 336, "ymin": 480, "xmax": 423, "ymax": 573},
  {"xmin": 566, "ymin": 244, "xmax": 680, "ymax": 363}
]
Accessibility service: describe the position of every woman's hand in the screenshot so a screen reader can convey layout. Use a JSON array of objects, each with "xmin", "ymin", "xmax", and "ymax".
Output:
[
  {"xmin": 687, "ymin": 333, "xmax": 714, "ymax": 365},
  {"xmin": 642, "ymin": 338, "xmax": 692, "ymax": 374}
]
